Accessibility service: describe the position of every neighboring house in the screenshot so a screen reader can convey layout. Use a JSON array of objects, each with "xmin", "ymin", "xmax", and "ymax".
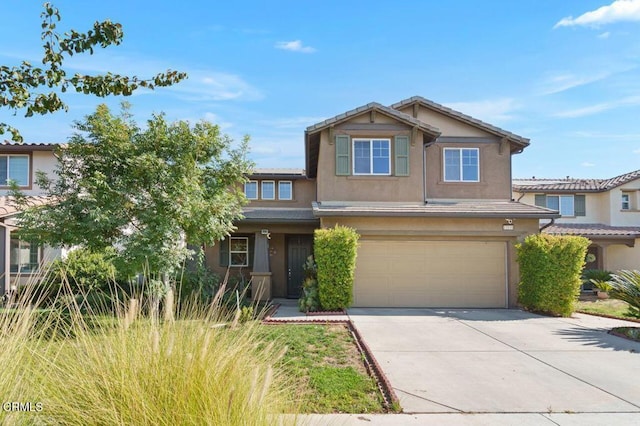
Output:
[
  {"xmin": 0, "ymin": 142, "xmax": 61, "ymax": 294},
  {"xmin": 206, "ymin": 96, "xmax": 557, "ymax": 308},
  {"xmin": 513, "ymin": 171, "xmax": 640, "ymax": 273}
]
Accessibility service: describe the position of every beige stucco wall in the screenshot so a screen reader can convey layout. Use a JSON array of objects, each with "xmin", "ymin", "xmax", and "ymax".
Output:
[
  {"xmin": 515, "ymin": 192, "xmax": 611, "ymax": 224},
  {"xmin": 316, "ymin": 127, "xmax": 424, "ymax": 202},
  {"xmin": 0, "ymin": 150, "xmax": 57, "ymax": 196},
  {"xmin": 396, "ymin": 105, "xmax": 495, "ymax": 138},
  {"xmin": 426, "ymin": 140, "xmax": 512, "ymax": 200},
  {"xmin": 608, "ymin": 179, "xmax": 640, "ymax": 226},
  {"xmin": 319, "ymin": 216, "xmax": 539, "ymax": 308},
  {"xmin": 606, "ymin": 242, "xmax": 640, "ymax": 271},
  {"xmin": 243, "ymin": 178, "xmax": 316, "ymax": 208}
]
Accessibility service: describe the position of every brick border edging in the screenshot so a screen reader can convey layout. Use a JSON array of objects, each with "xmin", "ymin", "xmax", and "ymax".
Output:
[
  {"xmin": 575, "ymin": 310, "xmax": 640, "ymax": 324},
  {"xmin": 260, "ymin": 317, "xmax": 400, "ymax": 412}
]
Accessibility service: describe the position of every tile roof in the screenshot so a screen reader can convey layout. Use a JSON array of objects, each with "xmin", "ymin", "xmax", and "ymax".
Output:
[
  {"xmin": 390, "ymin": 96, "xmax": 530, "ymax": 148},
  {"xmin": 305, "ymin": 102, "xmax": 441, "ymax": 138},
  {"xmin": 240, "ymin": 207, "xmax": 318, "ymax": 223},
  {"xmin": 543, "ymin": 223, "xmax": 640, "ymax": 239},
  {"xmin": 0, "ymin": 141, "xmax": 61, "ymax": 151},
  {"xmin": 312, "ymin": 200, "xmax": 559, "ymax": 219},
  {"xmin": 0, "ymin": 195, "xmax": 51, "ymax": 219},
  {"xmin": 513, "ymin": 169, "xmax": 640, "ymax": 193}
]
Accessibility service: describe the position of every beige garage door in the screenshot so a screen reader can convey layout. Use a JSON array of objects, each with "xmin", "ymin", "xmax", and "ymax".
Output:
[{"xmin": 354, "ymin": 240, "xmax": 507, "ymax": 308}]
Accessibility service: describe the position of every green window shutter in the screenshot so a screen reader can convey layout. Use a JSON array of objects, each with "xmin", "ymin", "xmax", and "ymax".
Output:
[
  {"xmin": 335, "ymin": 135, "xmax": 350, "ymax": 176},
  {"xmin": 248, "ymin": 235, "xmax": 255, "ymax": 267},
  {"xmin": 394, "ymin": 135, "xmax": 410, "ymax": 176},
  {"xmin": 574, "ymin": 195, "xmax": 586, "ymax": 216},
  {"xmin": 219, "ymin": 238, "xmax": 229, "ymax": 267},
  {"xmin": 534, "ymin": 194, "xmax": 546, "ymax": 207}
]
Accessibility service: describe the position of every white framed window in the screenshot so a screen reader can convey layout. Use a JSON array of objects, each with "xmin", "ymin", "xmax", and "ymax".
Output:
[
  {"xmin": 244, "ymin": 181, "xmax": 258, "ymax": 200},
  {"xmin": 261, "ymin": 181, "xmax": 275, "ymax": 200},
  {"xmin": 622, "ymin": 193, "xmax": 630, "ymax": 210},
  {"xmin": 547, "ymin": 195, "xmax": 575, "ymax": 216},
  {"xmin": 278, "ymin": 181, "xmax": 292, "ymax": 200},
  {"xmin": 443, "ymin": 148, "xmax": 479, "ymax": 182},
  {"xmin": 229, "ymin": 237, "xmax": 249, "ymax": 267},
  {"xmin": 353, "ymin": 139, "xmax": 391, "ymax": 175},
  {"xmin": 0, "ymin": 155, "xmax": 29, "ymax": 187},
  {"xmin": 10, "ymin": 239, "xmax": 40, "ymax": 273}
]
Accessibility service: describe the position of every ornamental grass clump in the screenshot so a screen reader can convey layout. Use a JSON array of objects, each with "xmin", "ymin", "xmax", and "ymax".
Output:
[{"xmin": 0, "ymin": 275, "xmax": 294, "ymax": 426}]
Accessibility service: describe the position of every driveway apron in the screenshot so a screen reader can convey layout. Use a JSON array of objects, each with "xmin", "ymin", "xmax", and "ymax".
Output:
[{"xmin": 348, "ymin": 308, "xmax": 640, "ymax": 415}]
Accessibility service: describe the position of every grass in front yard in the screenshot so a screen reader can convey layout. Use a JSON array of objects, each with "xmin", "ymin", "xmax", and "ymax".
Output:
[
  {"xmin": 575, "ymin": 298, "xmax": 635, "ymax": 320},
  {"xmin": 259, "ymin": 324, "xmax": 385, "ymax": 414}
]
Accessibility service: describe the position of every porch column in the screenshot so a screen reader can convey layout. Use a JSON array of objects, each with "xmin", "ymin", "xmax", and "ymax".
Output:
[
  {"xmin": 250, "ymin": 232, "xmax": 272, "ymax": 301},
  {"xmin": 0, "ymin": 223, "xmax": 10, "ymax": 295}
]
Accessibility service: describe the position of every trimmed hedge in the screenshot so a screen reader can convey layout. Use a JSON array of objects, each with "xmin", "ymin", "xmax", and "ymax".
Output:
[
  {"xmin": 314, "ymin": 225, "xmax": 360, "ymax": 311},
  {"xmin": 516, "ymin": 234, "xmax": 590, "ymax": 317}
]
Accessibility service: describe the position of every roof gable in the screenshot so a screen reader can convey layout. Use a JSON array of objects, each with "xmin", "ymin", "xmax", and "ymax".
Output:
[
  {"xmin": 513, "ymin": 169, "xmax": 640, "ymax": 193},
  {"xmin": 390, "ymin": 96, "xmax": 529, "ymax": 150}
]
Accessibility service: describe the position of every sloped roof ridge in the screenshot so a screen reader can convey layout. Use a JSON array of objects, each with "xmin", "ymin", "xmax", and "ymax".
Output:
[
  {"xmin": 599, "ymin": 169, "xmax": 640, "ymax": 190},
  {"xmin": 306, "ymin": 101, "xmax": 440, "ymax": 137},
  {"xmin": 390, "ymin": 96, "xmax": 529, "ymax": 146}
]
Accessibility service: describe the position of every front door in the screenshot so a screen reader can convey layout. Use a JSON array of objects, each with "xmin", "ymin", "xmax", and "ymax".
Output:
[{"xmin": 287, "ymin": 235, "xmax": 313, "ymax": 298}]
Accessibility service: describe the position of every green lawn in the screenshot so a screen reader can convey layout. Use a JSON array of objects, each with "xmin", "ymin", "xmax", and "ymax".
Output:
[
  {"xmin": 258, "ymin": 324, "xmax": 385, "ymax": 414},
  {"xmin": 575, "ymin": 298, "xmax": 635, "ymax": 320}
]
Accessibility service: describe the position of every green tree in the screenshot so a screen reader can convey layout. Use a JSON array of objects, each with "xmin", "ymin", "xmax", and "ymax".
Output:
[
  {"xmin": 12, "ymin": 104, "xmax": 252, "ymax": 318},
  {"xmin": 0, "ymin": 2, "xmax": 186, "ymax": 142}
]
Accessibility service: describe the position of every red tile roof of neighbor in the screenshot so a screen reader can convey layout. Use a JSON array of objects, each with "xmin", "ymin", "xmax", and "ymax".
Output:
[
  {"xmin": 543, "ymin": 223, "xmax": 640, "ymax": 239},
  {"xmin": 0, "ymin": 196, "xmax": 51, "ymax": 219},
  {"xmin": 513, "ymin": 170, "xmax": 640, "ymax": 193}
]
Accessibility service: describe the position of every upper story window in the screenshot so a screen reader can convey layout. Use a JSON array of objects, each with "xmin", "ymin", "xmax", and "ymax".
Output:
[
  {"xmin": 443, "ymin": 148, "xmax": 479, "ymax": 182},
  {"xmin": 278, "ymin": 181, "xmax": 292, "ymax": 200},
  {"xmin": 353, "ymin": 139, "xmax": 391, "ymax": 175},
  {"xmin": 261, "ymin": 181, "xmax": 275, "ymax": 200},
  {"xmin": 0, "ymin": 155, "xmax": 29, "ymax": 187},
  {"xmin": 547, "ymin": 195, "xmax": 574, "ymax": 216},
  {"xmin": 622, "ymin": 193, "xmax": 630, "ymax": 210},
  {"xmin": 535, "ymin": 194, "xmax": 585, "ymax": 217},
  {"xmin": 244, "ymin": 181, "xmax": 258, "ymax": 200}
]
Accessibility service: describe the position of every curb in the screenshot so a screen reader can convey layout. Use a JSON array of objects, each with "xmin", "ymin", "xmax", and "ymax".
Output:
[{"xmin": 575, "ymin": 310, "xmax": 640, "ymax": 324}]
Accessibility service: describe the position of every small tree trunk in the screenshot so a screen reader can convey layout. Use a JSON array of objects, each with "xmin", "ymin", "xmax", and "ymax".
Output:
[{"xmin": 162, "ymin": 272, "xmax": 174, "ymax": 322}]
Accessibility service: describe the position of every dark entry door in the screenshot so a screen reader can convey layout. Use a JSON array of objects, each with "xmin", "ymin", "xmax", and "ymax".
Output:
[{"xmin": 287, "ymin": 235, "xmax": 313, "ymax": 298}]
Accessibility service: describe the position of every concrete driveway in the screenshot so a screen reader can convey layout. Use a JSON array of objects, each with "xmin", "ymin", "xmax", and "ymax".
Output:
[{"xmin": 348, "ymin": 308, "xmax": 640, "ymax": 416}]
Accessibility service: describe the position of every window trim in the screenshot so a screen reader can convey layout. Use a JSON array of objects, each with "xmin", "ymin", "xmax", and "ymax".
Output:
[
  {"xmin": 229, "ymin": 237, "xmax": 249, "ymax": 267},
  {"xmin": 278, "ymin": 181, "xmax": 293, "ymax": 200},
  {"xmin": 10, "ymin": 239, "xmax": 40, "ymax": 274},
  {"xmin": 352, "ymin": 138, "xmax": 391, "ymax": 176},
  {"xmin": 0, "ymin": 154, "xmax": 31, "ymax": 188},
  {"xmin": 261, "ymin": 180, "xmax": 275, "ymax": 200},
  {"xmin": 547, "ymin": 194, "xmax": 575, "ymax": 216},
  {"xmin": 244, "ymin": 181, "xmax": 258, "ymax": 200},
  {"xmin": 443, "ymin": 148, "xmax": 480, "ymax": 182},
  {"xmin": 622, "ymin": 193, "xmax": 630, "ymax": 210}
]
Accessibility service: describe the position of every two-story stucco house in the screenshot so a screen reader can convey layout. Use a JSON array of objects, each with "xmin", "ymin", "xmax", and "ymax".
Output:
[
  {"xmin": 0, "ymin": 142, "xmax": 61, "ymax": 293},
  {"xmin": 513, "ymin": 171, "xmax": 640, "ymax": 274},
  {"xmin": 205, "ymin": 96, "xmax": 557, "ymax": 308}
]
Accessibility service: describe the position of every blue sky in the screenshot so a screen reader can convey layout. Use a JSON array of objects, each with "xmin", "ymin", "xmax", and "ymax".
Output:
[{"xmin": 1, "ymin": 0, "xmax": 640, "ymax": 179}]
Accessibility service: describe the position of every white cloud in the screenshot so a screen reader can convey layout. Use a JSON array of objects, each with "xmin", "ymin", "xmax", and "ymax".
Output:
[
  {"xmin": 555, "ymin": 0, "xmax": 640, "ymax": 28},
  {"xmin": 167, "ymin": 70, "xmax": 263, "ymax": 102},
  {"xmin": 260, "ymin": 116, "xmax": 326, "ymax": 129},
  {"xmin": 634, "ymin": 148, "xmax": 640, "ymax": 153},
  {"xmin": 598, "ymin": 31, "xmax": 611, "ymax": 38},
  {"xmin": 538, "ymin": 72, "xmax": 612, "ymax": 96},
  {"xmin": 275, "ymin": 40, "xmax": 316, "ymax": 53},
  {"xmin": 444, "ymin": 98, "xmax": 519, "ymax": 123},
  {"xmin": 581, "ymin": 162, "xmax": 596, "ymax": 167},
  {"xmin": 554, "ymin": 95, "xmax": 640, "ymax": 118}
]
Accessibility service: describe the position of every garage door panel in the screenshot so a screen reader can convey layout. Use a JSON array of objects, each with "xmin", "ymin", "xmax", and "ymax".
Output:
[{"xmin": 354, "ymin": 240, "xmax": 506, "ymax": 308}]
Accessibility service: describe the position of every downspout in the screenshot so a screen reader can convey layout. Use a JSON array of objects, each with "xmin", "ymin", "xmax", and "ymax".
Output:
[
  {"xmin": 0, "ymin": 221, "xmax": 11, "ymax": 295},
  {"xmin": 539, "ymin": 217, "xmax": 555, "ymax": 233},
  {"xmin": 423, "ymin": 142, "xmax": 427, "ymax": 204}
]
